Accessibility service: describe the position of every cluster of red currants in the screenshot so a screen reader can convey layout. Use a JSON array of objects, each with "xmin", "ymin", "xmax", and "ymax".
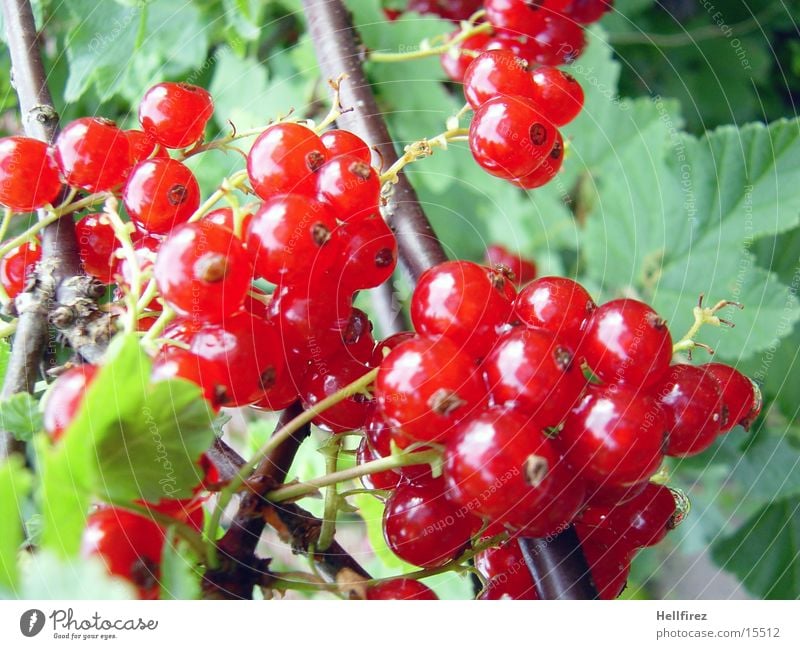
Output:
[
  {"xmin": 465, "ymin": 49, "xmax": 584, "ymax": 187},
  {"xmin": 437, "ymin": 0, "xmax": 613, "ymax": 81},
  {"xmin": 363, "ymin": 262, "xmax": 760, "ymax": 598}
]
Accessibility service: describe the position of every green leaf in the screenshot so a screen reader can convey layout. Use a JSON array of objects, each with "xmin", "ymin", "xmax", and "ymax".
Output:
[
  {"xmin": 728, "ymin": 433, "xmax": 800, "ymax": 505},
  {"xmin": 711, "ymin": 497, "xmax": 800, "ymax": 599},
  {"xmin": 0, "ymin": 392, "xmax": 43, "ymax": 442},
  {"xmin": 0, "ymin": 456, "xmax": 32, "ymax": 591},
  {"xmin": 0, "ymin": 338, "xmax": 9, "ymax": 383},
  {"xmin": 159, "ymin": 531, "xmax": 202, "ymax": 600}
]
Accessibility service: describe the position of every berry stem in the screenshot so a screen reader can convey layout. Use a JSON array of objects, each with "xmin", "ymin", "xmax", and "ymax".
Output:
[
  {"xmin": 379, "ymin": 126, "xmax": 470, "ymax": 185},
  {"xmin": 101, "ymin": 197, "xmax": 142, "ymax": 333},
  {"xmin": 187, "ymin": 170, "xmax": 249, "ymax": 224},
  {"xmin": 316, "ymin": 435, "xmax": 343, "ymax": 552},
  {"xmin": 671, "ymin": 294, "xmax": 743, "ymax": 356},
  {"xmin": 0, "ymin": 208, "xmax": 13, "ymax": 243},
  {"xmin": 205, "ymin": 367, "xmax": 379, "ymax": 566},
  {"xmin": 265, "ymin": 447, "xmax": 442, "ymax": 503},
  {"xmin": 368, "ymin": 15, "xmax": 492, "ymax": 63}
]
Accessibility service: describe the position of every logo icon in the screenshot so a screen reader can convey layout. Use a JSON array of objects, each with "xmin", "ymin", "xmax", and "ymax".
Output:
[{"xmin": 20, "ymin": 609, "xmax": 45, "ymax": 637}]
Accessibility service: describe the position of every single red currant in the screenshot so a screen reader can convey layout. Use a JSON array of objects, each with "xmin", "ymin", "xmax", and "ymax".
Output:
[
  {"xmin": 440, "ymin": 31, "xmax": 492, "ymax": 82},
  {"xmin": 247, "ymin": 122, "xmax": 328, "ymax": 199},
  {"xmin": 0, "ymin": 240, "xmax": 41, "ymax": 298},
  {"xmin": 43, "ymin": 364, "xmax": 99, "ymax": 441},
  {"xmin": 410, "ymin": 260, "xmax": 515, "ymax": 358},
  {"xmin": 371, "ymin": 331, "xmax": 416, "ymax": 367},
  {"xmin": 475, "ymin": 540, "xmax": 539, "ymax": 600},
  {"xmin": 483, "ymin": 328, "xmax": 586, "ymax": 425},
  {"xmin": 124, "ymin": 130, "xmax": 156, "ymax": 165},
  {"xmin": 357, "ymin": 438, "xmax": 403, "ymax": 492},
  {"xmin": 336, "ymin": 213, "xmax": 398, "ymax": 293},
  {"xmin": 0, "ymin": 136, "xmax": 61, "ymax": 211},
  {"xmin": 139, "ymin": 82, "xmax": 214, "ymax": 149},
  {"xmin": 123, "ymin": 158, "xmax": 200, "ymax": 234},
  {"xmin": 470, "ymin": 95, "xmax": 557, "ymax": 179},
  {"xmin": 529, "ymin": 14, "xmax": 587, "ymax": 65},
  {"xmin": 204, "ymin": 206, "xmax": 253, "ymax": 236},
  {"xmin": 301, "ymin": 353, "xmax": 372, "ymax": 433},
  {"xmin": 75, "ymin": 214, "xmax": 117, "ymax": 283},
  {"xmin": 246, "ymin": 194, "xmax": 338, "ymax": 283},
  {"xmin": 567, "ymin": 0, "xmax": 614, "ymax": 24},
  {"xmin": 320, "ymin": 129, "xmax": 372, "ymax": 164},
  {"xmin": 152, "ymin": 346, "xmax": 229, "ymax": 409},
  {"xmin": 515, "ymin": 275, "xmax": 595, "ymax": 340},
  {"xmin": 655, "ymin": 364, "xmax": 724, "ymax": 457},
  {"xmin": 701, "ymin": 363, "xmax": 762, "ymax": 432},
  {"xmin": 316, "ymin": 154, "xmax": 380, "ymax": 221},
  {"xmin": 154, "ymin": 221, "xmax": 252, "ymax": 322},
  {"xmin": 366, "ymin": 578, "xmax": 438, "ymax": 600},
  {"xmin": 484, "ymin": 243, "xmax": 537, "ymax": 285},
  {"xmin": 376, "ymin": 335, "xmax": 487, "ymax": 446},
  {"xmin": 558, "ymin": 386, "xmax": 667, "ymax": 486},
  {"xmin": 462, "ymin": 50, "xmax": 532, "ymax": 109},
  {"xmin": 581, "ymin": 298, "xmax": 673, "ymax": 387},
  {"xmin": 530, "ymin": 67, "xmax": 585, "ymax": 126},
  {"xmin": 484, "ymin": 0, "xmax": 550, "ymax": 38},
  {"xmin": 512, "ymin": 129, "xmax": 564, "ymax": 189},
  {"xmin": 578, "ymin": 532, "xmax": 633, "ymax": 600},
  {"xmin": 383, "ymin": 476, "xmax": 479, "ymax": 568},
  {"xmin": 365, "ymin": 405, "xmax": 432, "ymax": 482},
  {"xmin": 337, "ymin": 307, "xmax": 376, "ymax": 364},
  {"xmin": 54, "ymin": 117, "xmax": 130, "ymax": 192}
]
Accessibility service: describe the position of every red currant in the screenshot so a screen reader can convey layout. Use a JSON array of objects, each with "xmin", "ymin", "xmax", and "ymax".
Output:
[
  {"xmin": 246, "ymin": 194, "xmax": 338, "ymax": 283},
  {"xmin": 484, "ymin": 243, "xmax": 537, "ymax": 285},
  {"xmin": 408, "ymin": 0, "xmax": 484, "ymax": 21},
  {"xmin": 462, "ymin": 50, "xmax": 532, "ymax": 109},
  {"xmin": 470, "ymin": 95, "xmax": 557, "ymax": 179},
  {"xmin": 383, "ymin": 476, "xmax": 479, "ymax": 568},
  {"xmin": 0, "ymin": 240, "xmax": 41, "ymax": 298},
  {"xmin": 247, "ymin": 122, "xmax": 328, "ymax": 199},
  {"xmin": 530, "ymin": 66, "xmax": 585, "ymax": 126},
  {"xmin": 701, "ymin": 363, "xmax": 762, "ymax": 432},
  {"xmin": 567, "ymin": 0, "xmax": 613, "ymax": 24},
  {"xmin": 512, "ymin": 129, "xmax": 564, "ymax": 188},
  {"xmin": 0, "ymin": 136, "xmax": 61, "ymax": 211},
  {"xmin": 357, "ymin": 438, "xmax": 403, "ymax": 492},
  {"xmin": 124, "ymin": 130, "xmax": 156, "ymax": 165},
  {"xmin": 376, "ymin": 335, "xmax": 487, "ymax": 446},
  {"xmin": 655, "ymin": 364, "xmax": 724, "ymax": 456},
  {"xmin": 515, "ymin": 275, "xmax": 595, "ymax": 340},
  {"xmin": 154, "ymin": 221, "xmax": 252, "ymax": 322},
  {"xmin": 152, "ymin": 346, "xmax": 229, "ymax": 409},
  {"xmin": 558, "ymin": 386, "xmax": 667, "ymax": 486},
  {"xmin": 365, "ymin": 405, "xmax": 432, "ymax": 482},
  {"xmin": 336, "ymin": 213, "xmax": 398, "ymax": 293},
  {"xmin": 251, "ymin": 378, "xmax": 300, "ymax": 413},
  {"xmin": 366, "ymin": 578, "xmax": 438, "ymax": 600},
  {"xmin": 189, "ymin": 311, "xmax": 284, "ymax": 407},
  {"xmin": 483, "ymin": 328, "xmax": 586, "ymax": 425},
  {"xmin": 54, "ymin": 118, "xmax": 130, "ymax": 192},
  {"xmin": 75, "ymin": 214, "xmax": 117, "ymax": 283},
  {"xmin": 123, "ymin": 158, "xmax": 200, "ymax": 234},
  {"xmin": 578, "ymin": 531, "xmax": 632, "ymax": 600},
  {"xmin": 337, "ymin": 307, "xmax": 376, "ymax": 364},
  {"xmin": 411, "ymin": 260, "xmax": 515, "ymax": 358},
  {"xmin": 139, "ymin": 82, "xmax": 214, "ymax": 149},
  {"xmin": 528, "ymin": 14, "xmax": 586, "ymax": 65},
  {"xmin": 484, "ymin": 0, "xmax": 549, "ymax": 38},
  {"xmin": 440, "ymin": 31, "xmax": 492, "ymax": 82},
  {"xmin": 316, "ymin": 154, "xmax": 380, "ymax": 221},
  {"xmin": 371, "ymin": 331, "xmax": 415, "ymax": 367},
  {"xmin": 581, "ymin": 298, "xmax": 673, "ymax": 387},
  {"xmin": 301, "ymin": 352, "xmax": 372, "ymax": 433},
  {"xmin": 320, "ymin": 129, "xmax": 371, "ymax": 164},
  {"xmin": 42, "ymin": 364, "xmax": 99, "ymax": 441},
  {"xmin": 475, "ymin": 540, "xmax": 539, "ymax": 600},
  {"xmin": 204, "ymin": 206, "xmax": 253, "ymax": 236}
]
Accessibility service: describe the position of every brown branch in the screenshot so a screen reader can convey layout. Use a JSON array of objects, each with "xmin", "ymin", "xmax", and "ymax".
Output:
[
  {"xmin": 1, "ymin": 0, "xmax": 113, "ymax": 458},
  {"xmin": 518, "ymin": 529, "xmax": 597, "ymax": 600},
  {"xmin": 301, "ymin": 0, "xmax": 447, "ymax": 281}
]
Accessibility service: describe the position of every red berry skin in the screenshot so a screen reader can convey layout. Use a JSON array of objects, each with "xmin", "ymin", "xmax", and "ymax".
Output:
[
  {"xmin": 371, "ymin": 331, "xmax": 416, "ymax": 367},
  {"xmin": 475, "ymin": 540, "xmax": 539, "ymax": 600},
  {"xmin": 336, "ymin": 213, "xmax": 398, "ymax": 293},
  {"xmin": 484, "ymin": 35, "xmax": 542, "ymax": 66},
  {"xmin": 54, "ymin": 118, "xmax": 130, "ymax": 192},
  {"xmin": 654, "ymin": 364, "xmax": 724, "ymax": 457},
  {"xmin": 247, "ymin": 122, "xmax": 328, "ymax": 199},
  {"xmin": 440, "ymin": 31, "xmax": 491, "ymax": 82},
  {"xmin": 43, "ymin": 364, "xmax": 99, "ymax": 441},
  {"xmin": 139, "ymin": 82, "xmax": 214, "ymax": 149},
  {"xmin": 485, "ymin": 244, "xmax": 536, "ymax": 285},
  {"xmin": 123, "ymin": 158, "xmax": 200, "ymax": 234},
  {"xmin": 124, "ymin": 130, "xmax": 156, "ymax": 165},
  {"xmin": 0, "ymin": 240, "xmax": 41, "ymax": 298},
  {"xmin": 411, "ymin": 260, "xmax": 515, "ymax": 358},
  {"xmin": 511, "ymin": 470, "xmax": 586, "ymax": 536},
  {"xmin": 483, "ymin": 328, "xmax": 586, "ymax": 426},
  {"xmin": 154, "ymin": 221, "xmax": 252, "ymax": 322},
  {"xmin": 585, "ymin": 480, "xmax": 647, "ymax": 508},
  {"xmin": 558, "ymin": 386, "xmax": 667, "ymax": 486},
  {"xmin": 316, "ymin": 154, "xmax": 380, "ymax": 221},
  {"xmin": 579, "ymin": 482, "xmax": 675, "ymax": 549},
  {"xmin": 567, "ymin": 0, "xmax": 613, "ymax": 24},
  {"xmin": 530, "ymin": 67, "xmax": 585, "ymax": 126},
  {"xmin": 445, "ymin": 407, "xmax": 563, "ymax": 524},
  {"xmin": 251, "ymin": 378, "xmax": 299, "ymax": 412},
  {"xmin": 152, "ymin": 346, "xmax": 229, "ymax": 410},
  {"xmin": 515, "ymin": 276, "xmax": 595, "ymax": 341},
  {"xmin": 0, "ymin": 136, "xmax": 62, "ymax": 211},
  {"xmin": 376, "ymin": 335, "xmax": 488, "ymax": 446},
  {"xmin": 383, "ymin": 476, "xmax": 480, "ymax": 568},
  {"xmin": 81, "ymin": 507, "xmax": 164, "ymax": 599},
  {"xmin": 484, "ymin": 0, "xmax": 548, "ymax": 38},
  {"xmin": 578, "ymin": 532, "xmax": 633, "ymax": 600},
  {"xmin": 301, "ymin": 353, "xmax": 372, "ymax": 433},
  {"xmin": 357, "ymin": 438, "xmax": 403, "ymax": 491},
  {"xmin": 581, "ymin": 299, "xmax": 673, "ymax": 388},
  {"xmin": 337, "ymin": 307, "xmax": 376, "ymax": 365},
  {"xmin": 366, "ymin": 578, "xmax": 438, "ymax": 600},
  {"xmin": 409, "ymin": 0, "xmax": 483, "ymax": 21},
  {"xmin": 75, "ymin": 214, "xmax": 117, "ymax": 283},
  {"xmin": 246, "ymin": 194, "xmax": 338, "ymax": 283},
  {"xmin": 365, "ymin": 405, "xmax": 432, "ymax": 483},
  {"xmin": 529, "ymin": 14, "xmax": 587, "ymax": 65},
  {"xmin": 462, "ymin": 50, "xmax": 533, "ymax": 109},
  {"xmin": 469, "ymin": 95, "xmax": 557, "ymax": 179},
  {"xmin": 320, "ymin": 129, "xmax": 371, "ymax": 164},
  {"xmin": 190, "ymin": 311, "xmax": 284, "ymax": 407},
  {"xmin": 512, "ymin": 129, "xmax": 564, "ymax": 189},
  {"xmin": 204, "ymin": 207, "xmax": 253, "ymax": 237},
  {"xmin": 701, "ymin": 363, "xmax": 762, "ymax": 432}
]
